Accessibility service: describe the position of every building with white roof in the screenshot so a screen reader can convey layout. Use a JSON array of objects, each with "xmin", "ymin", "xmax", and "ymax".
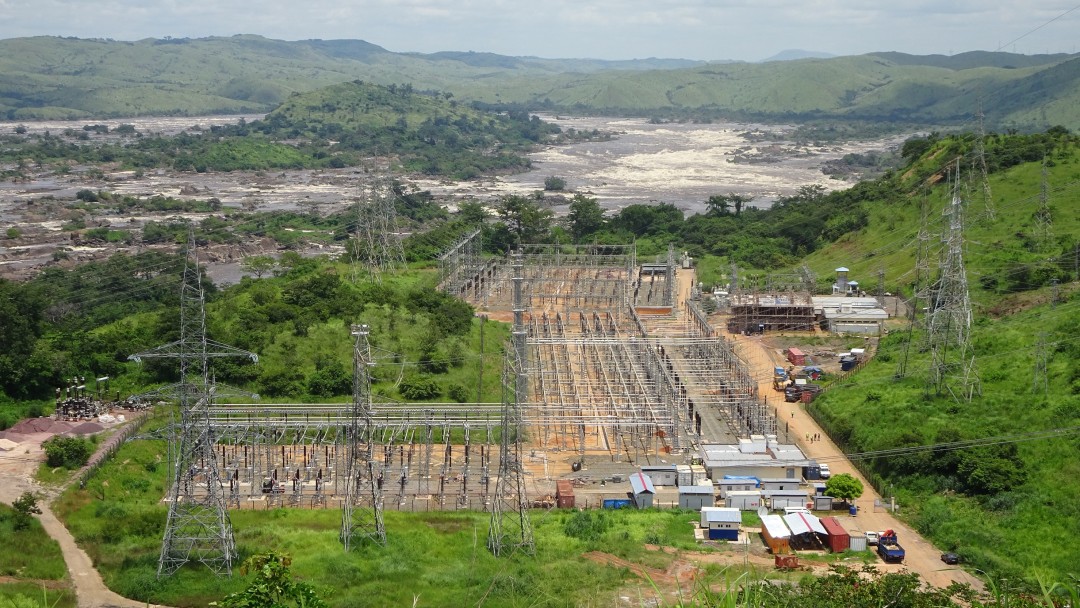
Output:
[{"xmin": 699, "ymin": 435, "xmax": 811, "ymax": 480}]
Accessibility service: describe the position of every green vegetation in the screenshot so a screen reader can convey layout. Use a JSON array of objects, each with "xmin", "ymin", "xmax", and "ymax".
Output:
[
  {"xmin": 1, "ymin": 36, "xmax": 1075, "ymax": 131},
  {"xmin": 0, "ymin": 501, "xmax": 74, "ymax": 608},
  {"xmin": 823, "ymin": 474, "xmax": 863, "ymax": 503},
  {"xmin": 49, "ymin": 429, "xmax": 1080, "ymax": 606},
  {"xmin": 0, "ymin": 249, "xmax": 507, "ymax": 406},
  {"xmin": 211, "ymin": 552, "xmax": 327, "ymax": 608},
  {"xmin": 42, "ymin": 437, "xmax": 93, "ymax": 469},
  {"xmin": 52, "ymin": 435, "xmax": 712, "ymax": 606},
  {"xmin": 790, "ymin": 130, "xmax": 1080, "ymax": 585},
  {"xmin": 0, "ymin": 81, "xmax": 562, "ymax": 178}
]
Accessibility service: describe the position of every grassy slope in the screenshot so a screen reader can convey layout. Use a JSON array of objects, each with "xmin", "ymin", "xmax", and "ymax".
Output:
[
  {"xmin": 802, "ymin": 143, "xmax": 1080, "ymax": 300},
  {"xmin": 0, "ymin": 503, "xmax": 76, "ymax": 608},
  {"xmin": 53, "ymin": 431, "xmax": 729, "ymax": 607},
  {"xmin": 799, "ymin": 143, "xmax": 1080, "ymax": 582},
  {"xmin": 1, "ymin": 36, "xmax": 1077, "ymax": 130}
]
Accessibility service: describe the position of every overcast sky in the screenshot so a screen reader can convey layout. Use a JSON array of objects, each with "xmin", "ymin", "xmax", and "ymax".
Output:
[{"xmin": 2, "ymin": 0, "xmax": 1077, "ymax": 61}]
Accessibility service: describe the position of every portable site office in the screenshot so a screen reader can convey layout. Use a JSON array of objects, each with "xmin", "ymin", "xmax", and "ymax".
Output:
[{"xmin": 700, "ymin": 507, "xmax": 741, "ymax": 541}]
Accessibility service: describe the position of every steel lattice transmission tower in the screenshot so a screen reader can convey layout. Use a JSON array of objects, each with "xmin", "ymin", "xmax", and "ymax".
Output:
[
  {"xmin": 1034, "ymin": 158, "xmax": 1054, "ymax": 251},
  {"xmin": 351, "ymin": 177, "xmax": 406, "ymax": 283},
  {"xmin": 130, "ymin": 232, "xmax": 258, "ymax": 577},
  {"xmin": 974, "ymin": 106, "xmax": 995, "ymax": 221},
  {"xmin": 926, "ymin": 169, "xmax": 981, "ymax": 402},
  {"xmin": 488, "ymin": 253, "xmax": 535, "ymax": 557},
  {"xmin": 341, "ymin": 324, "xmax": 386, "ymax": 549},
  {"xmin": 895, "ymin": 195, "xmax": 932, "ymax": 380}
]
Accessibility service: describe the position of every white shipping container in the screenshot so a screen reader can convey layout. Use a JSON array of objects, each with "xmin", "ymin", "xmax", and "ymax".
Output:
[
  {"xmin": 848, "ymin": 536, "xmax": 868, "ymax": 551},
  {"xmin": 690, "ymin": 465, "xmax": 708, "ymax": 485},
  {"xmin": 677, "ymin": 465, "xmax": 693, "ymax": 486}
]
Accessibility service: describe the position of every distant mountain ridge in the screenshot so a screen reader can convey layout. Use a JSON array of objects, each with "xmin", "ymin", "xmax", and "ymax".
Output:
[
  {"xmin": 761, "ymin": 49, "xmax": 836, "ymax": 62},
  {"xmin": 0, "ymin": 35, "xmax": 1076, "ymax": 130}
]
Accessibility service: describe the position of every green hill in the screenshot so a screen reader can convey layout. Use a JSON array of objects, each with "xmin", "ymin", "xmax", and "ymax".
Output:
[
  {"xmin": 796, "ymin": 132, "xmax": 1080, "ymax": 583},
  {"xmin": 0, "ymin": 35, "xmax": 1077, "ymax": 130}
]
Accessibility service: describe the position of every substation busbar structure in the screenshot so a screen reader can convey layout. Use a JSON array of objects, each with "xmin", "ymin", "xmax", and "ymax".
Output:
[
  {"xmin": 147, "ymin": 237, "xmax": 775, "ymax": 575},
  {"xmin": 451, "ymin": 241, "xmax": 776, "ymax": 458}
]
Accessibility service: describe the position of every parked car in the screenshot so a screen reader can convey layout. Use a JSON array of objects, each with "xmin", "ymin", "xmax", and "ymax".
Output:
[
  {"xmin": 819, "ymin": 463, "xmax": 831, "ymax": 479},
  {"xmin": 941, "ymin": 552, "xmax": 960, "ymax": 565},
  {"xmin": 865, "ymin": 531, "xmax": 880, "ymax": 545}
]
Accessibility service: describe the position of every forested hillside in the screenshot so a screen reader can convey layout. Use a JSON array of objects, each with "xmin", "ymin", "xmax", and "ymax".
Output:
[
  {"xmin": 0, "ymin": 80, "xmax": 563, "ymax": 178},
  {"xmin": 0, "ymin": 35, "xmax": 1076, "ymax": 131}
]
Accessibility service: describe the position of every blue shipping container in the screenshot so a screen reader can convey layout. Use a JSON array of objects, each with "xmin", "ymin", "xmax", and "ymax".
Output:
[
  {"xmin": 602, "ymin": 499, "xmax": 632, "ymax": 509},
  {"xmin": 708, "ymin": 528, "xmax": 739, "ymax": 541}
]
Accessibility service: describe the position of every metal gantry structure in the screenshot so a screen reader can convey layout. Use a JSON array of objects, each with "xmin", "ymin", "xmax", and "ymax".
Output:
[
  {"xmin": 926, "ymin": 171, "xmax": 981, "ymax": 402},
  {"xmin": 341, "ymin": 325, "xmax": 386, "ymax": 549},
  {"xmin": 438, "ymin": 228, "xmax": 489, "ymax": 299},
  {"xmin": 130, "ymin": 234, "xmax": 258, "ymax": 577},
  {"xmin": 145, "ymin": 239, "xmax": 773, "ymax": 566}
]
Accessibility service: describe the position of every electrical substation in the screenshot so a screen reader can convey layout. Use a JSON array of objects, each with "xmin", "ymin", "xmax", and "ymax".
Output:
[{"xmin": 142, "ymin": 228, "xmax": 793, "ymax": 575}]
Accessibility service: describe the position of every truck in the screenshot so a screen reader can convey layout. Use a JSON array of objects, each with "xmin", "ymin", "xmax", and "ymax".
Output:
[{"xmin": 876, "ymin": 529, "xmax": 905, "ymax": 563}]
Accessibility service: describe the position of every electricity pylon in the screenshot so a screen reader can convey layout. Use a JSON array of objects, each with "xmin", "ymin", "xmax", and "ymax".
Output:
[
  {"xmin": 340, "ymin": 324, "xmax": 386, "ymax": 549},
  {"xmin": 488, "ymin": 253, "xmax": 534, "ymax": 557},
  {"xmin": 351, "ymin": 176, "xmax": 406, "ymax": 283},
  {"xmin": 130, "ymin": 231, "xmax": 257, "ymax": 577},
  {"xmin": 926, "ymin": 166, "xmax": 981, "ymax": 402}
]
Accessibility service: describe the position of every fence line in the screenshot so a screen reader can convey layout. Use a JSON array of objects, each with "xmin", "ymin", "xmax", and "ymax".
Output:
[{"xmin": 76, "ymin": 413, "xmax": 152, "ymax": 488}]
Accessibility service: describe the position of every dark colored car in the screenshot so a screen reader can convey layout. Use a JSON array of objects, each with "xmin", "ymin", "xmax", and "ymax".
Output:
[{"xmin": 941, "ymin": 552, "xmax": 960, "ymax": 565}]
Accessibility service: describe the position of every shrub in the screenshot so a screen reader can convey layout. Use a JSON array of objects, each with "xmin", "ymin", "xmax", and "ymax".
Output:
[
  {"xmin": 399, "ymin": 375, "xmax": 441, "ymax": 400},
  {"xmin": 544, "ymin": 176, "xmax": 566, "ymax": 191},
  {"xmin": 447, "ymin": 383, "xmax": 470, "ymax": 403},
  {"xmin": 42, "ymin": 436, "xmax": 92, "ymax": 469}
]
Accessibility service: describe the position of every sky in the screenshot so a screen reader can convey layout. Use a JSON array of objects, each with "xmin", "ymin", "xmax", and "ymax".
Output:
[{"xmin": 1, "ymin": 0, "xmax": 1078, "ymax": 61}]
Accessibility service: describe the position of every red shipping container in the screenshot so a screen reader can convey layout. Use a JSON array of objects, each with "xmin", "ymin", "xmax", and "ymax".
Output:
[
  {"xmin": 801, "ymin": 390, "xmax": 814, "ymax": 404},
  {"xmin": 786, "ymin": 348, "xmax": 806, "ymax": 365},
  {"xmin": 820, "ymin": 517, "xmax": 850, "ymax": 553}
]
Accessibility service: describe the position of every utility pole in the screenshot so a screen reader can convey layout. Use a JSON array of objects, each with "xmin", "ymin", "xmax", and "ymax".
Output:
[
  {"xmin": 1034, "ymin": 157, "xmax": 1053, "ymax": 252},
  {"xmin": 974, "ymin": 105, "xmax": 995, "ymax": 221},
  {"xmin": 1033, "ymin": 332, "xmax": 1049, "ymax": 395},
  {"xmin": 896, "ymin": 195, "xmax": 930, "ymax": 380}
]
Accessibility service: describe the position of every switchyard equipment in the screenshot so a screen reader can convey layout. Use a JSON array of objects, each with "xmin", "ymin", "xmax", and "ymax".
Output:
[{"xmin": 142, "ymin": 240, "xmax": 778, "ymax": 576}]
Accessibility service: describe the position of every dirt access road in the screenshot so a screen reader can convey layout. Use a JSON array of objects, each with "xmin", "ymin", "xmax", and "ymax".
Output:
[
  {"xmin": 732, "ymin": 332, "xmax": 982, "ymax": 591},
  {"xmin": 0, "ymin": 427, "xmax": 169, "ymax": 608}
]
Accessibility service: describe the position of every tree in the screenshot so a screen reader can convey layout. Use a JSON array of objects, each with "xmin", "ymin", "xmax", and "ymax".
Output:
[
  {"xmin": 567, "ymin": 194, "xmax": 605, "ymax": 242},
  {"xmin": 496, "ymin": 194, "xmax": 552, "ymax": 245},
  {"xmin": 240, "ymin": 255, "xmax": 276, "ymax": 279},
  {"xmin": 11, "ymin": 492, "xmax": 42, "ymax": 531},
  {"xmin": 211, "ymin": 551, "xmax": 327, "ymax": 608},
  {"xmin": 456, "ymin": 200, "xmax": 487, "ymax": 225},
  {"xmin": 706, "ymin": 194, "xmax": 731, "ymax": 216},
  {"xmin": 825, "ymin": 473, "xmax": 864, "ymax": 503},
  {"xmin": 727, "ymin": 192, "xmax": 753, "ymax": 216}
]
